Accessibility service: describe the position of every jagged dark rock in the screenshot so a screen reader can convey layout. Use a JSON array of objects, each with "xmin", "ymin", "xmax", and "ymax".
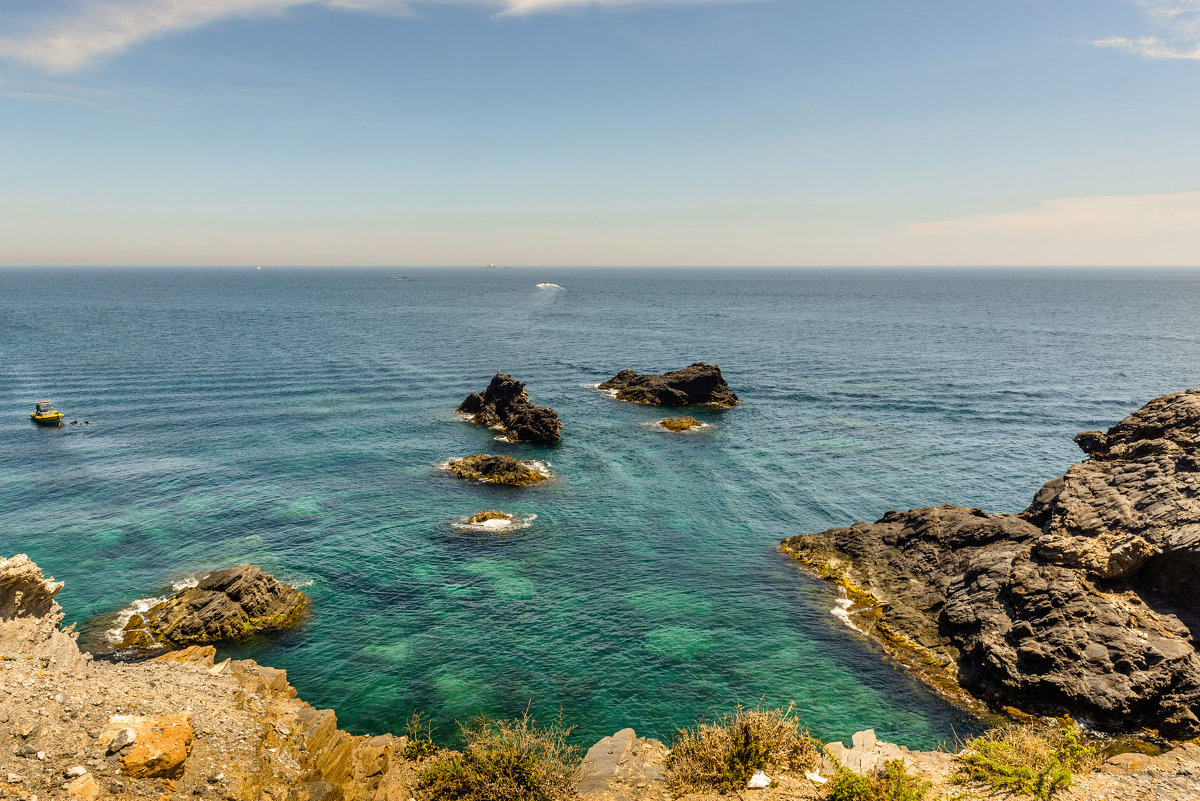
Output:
[
  {"xmin": 457, "ymin": 373, "xmax": 562, "ymax": 444},
  {"xmin": 444, "ymin": 453, "xmax": 552, "ymax": 486},
  {"xmin": 782, "ymin": 389, "xmax": 1200, "ymax": 737},
  {"xmin": 598, "ymin": 363, "xmax": 739, "ymax": 407},
  {"xmin": 122, "ymin": 565, "xmax": 309, "ymax": 647}
]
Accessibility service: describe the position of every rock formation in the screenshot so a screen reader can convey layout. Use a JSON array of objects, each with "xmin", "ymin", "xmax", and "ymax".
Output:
[
  {"xmin": 467, "ymin": 510, "xmax": 515, "ymax": 524},
  {"xmin": 120, "ymin": 564, "xmax": 308, "ymax": 648},
  {"xmin": 782, "ymin": 389, "xmax": 1200, "ymax": 737},
  {"xmin": 0, "ymin": 554, "xmax": 90, "ymax": 673},
  {"xmin": 457, "ymin": 373, "xmax": 562, "ymax": 444},
  {"xmin": 659, "ymin": 416, "xmax": 705, "ymax": 432},
  {"xmin": 444, "ymin": 454, "xmax": 552, "ymax": 486},
  {"xmin": 599, "ymin": 363, "xmax": 739, "ymax": 407}
]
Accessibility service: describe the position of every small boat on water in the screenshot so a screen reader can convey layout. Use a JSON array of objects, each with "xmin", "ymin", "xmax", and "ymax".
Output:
[
  {"xmin": 536, "ymin": 282, "xmax": 565, "ymax": 290},
  {"xmin": 31, "ymin": 400, "xmax": 65, "ymax": 426}
]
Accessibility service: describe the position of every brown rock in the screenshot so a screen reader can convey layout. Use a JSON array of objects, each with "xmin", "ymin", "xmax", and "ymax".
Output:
[
  {"xmin": 659, "ymin": 416, "xmax": 705, "ymax": 432},
  {"xmin": 444, "ymin": 454, "xmax": 552, "ymax": 486},
  {"xmin": 105, "ymin": 712, "xmax": 194, "ymax": 779},
  {"xmin": 66, "ymin": 773, "xmax": 102, "ymax": 801},
  {"xmin": 125, "ymin": 564, "xmax": 308, "ymax": 646},
  {"xmin": 599, "ymin": 363, "xmax": 739, "ymax": 407},
  {"xmin": 152, "ymin": 645, "xmax": 217, "ymax": 667}
]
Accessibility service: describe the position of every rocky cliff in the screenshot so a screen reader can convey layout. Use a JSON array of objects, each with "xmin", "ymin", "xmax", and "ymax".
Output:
[{"xmin": 782, "ymin": 390, "xmax": 1200, "ymax": 737}]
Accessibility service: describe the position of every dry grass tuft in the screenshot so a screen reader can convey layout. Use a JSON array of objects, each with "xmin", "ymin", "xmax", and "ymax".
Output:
[
  {"xmin": 665, "ymin": 704, "xmax": 817, "ymax": 794},
  {"xmin": 417, "ymin": 711, "xmax": 582, "ymax": 801}
]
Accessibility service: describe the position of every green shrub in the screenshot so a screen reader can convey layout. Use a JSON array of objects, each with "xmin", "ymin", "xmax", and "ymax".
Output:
[
  {"xmin": 405, "ymin": 710, "xmax": 439, "ymax": 760},
  {"xmin": 417, "ymin": 712, "xmax": 581, "ymax": 801},
  {"xmin": 665, "ymin": 704, "xmax": 818, "ymax": 794},
  {"xmin": 952, "ymin": 722, "xmax": 1096, "ymax": 799},
  {"xmin": 826, "ymin": 759, "xmax": 930, "ymax": 801}
]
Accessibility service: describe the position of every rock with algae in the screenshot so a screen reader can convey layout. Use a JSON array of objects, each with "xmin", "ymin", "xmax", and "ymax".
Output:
[
  {"xmin": 121, "ymin": 564, "xmax": 309, "ymax": 647},
  {"xmin": 445, "ymin": 453, "xmax": 552, "ymax": 486},
  {"xmin": 659, "ymin": 416, "xmax": 705, "ymax": 432},
  {"xmin": 781, "ymin": 389, "xmax": 1200, "ymax": 737}
]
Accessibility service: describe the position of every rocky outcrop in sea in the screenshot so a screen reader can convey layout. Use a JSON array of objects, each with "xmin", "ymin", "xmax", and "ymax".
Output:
[
  {"xmin": 444, "ymin": 453, "xmax": 552, "ymax": 486},
  {"xmin": 118, "ymin": 564, "xmax": 308, "ymax": 648},
  {"xmin": 457, "ymin": 373, "xmax": 563, "ymax": 445},
  {"xmin": 782, "ymin": 389, "xmax": 1200, "ymax": 737},
  {"xmin": 598, "ymin": 363, "xmax": 739, "ymax": 407}
]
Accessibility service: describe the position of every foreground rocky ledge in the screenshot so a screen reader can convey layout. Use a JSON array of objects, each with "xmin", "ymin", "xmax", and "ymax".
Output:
[
  {"xmin": 118, "ymin": 564, "xmax": 308, "ymax": 650},
  {"xmin": 457, "ymin": 373, "xmax": 563, "ymax": 445},
  {"xmin": 599, "ymin": 363, "xmax": 739, "ymax": 407},
  {"xmin": 4, "ymin": 555, "xmax": 1200, "ymax": 800},
  {"xmin": 782, "ymin": 389, "xmax": 1200, "ymax": 737}
]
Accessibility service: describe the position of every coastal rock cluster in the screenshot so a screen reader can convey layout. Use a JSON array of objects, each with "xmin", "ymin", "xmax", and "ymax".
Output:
[
  {"xmin": 119, "ymin": 564, "xmax": 309, "ymax": 649},
  {"xmin": 458, "ymin": 373, "xmax": 563, "ymax": 445},
  {"xmin": 599, "ymin": 362, "xmax": 739, "ymax": 407},
  {"xmin": 782, "ymin": 389, "xmax": 1200, "ymax": 737}
]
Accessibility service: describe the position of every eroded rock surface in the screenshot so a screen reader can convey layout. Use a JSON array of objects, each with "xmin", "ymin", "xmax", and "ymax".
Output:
[
  {"xmin": 782, "ymin": 389, "xmax": 1200, "ymax": 737},
  {"xmin": 599, "ymin": 363, "xmax": 739, "ymax": 407},
  {"xmin": 457, "ymin": 373, "xmax": 563, "ymax": 444},
  {"xmin": 444, "ymin": 453, "xmax": 552, "ymax": 486},
  {"xmin": 122, "ymin": 564, "xmax": 309, "ymax": 647}
]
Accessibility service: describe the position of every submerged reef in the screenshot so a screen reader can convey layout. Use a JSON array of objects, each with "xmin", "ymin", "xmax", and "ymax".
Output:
[
  {"xmin": 457, "ymin": 373, "xmax": 563, "ymax": 445},
  {"xmin": 599, "ymin": 363, "xmax": 739, "ymax": 407},
  {"xmin": 782, "ymin": 389, "xmax": 1200, "ymax": 737}
]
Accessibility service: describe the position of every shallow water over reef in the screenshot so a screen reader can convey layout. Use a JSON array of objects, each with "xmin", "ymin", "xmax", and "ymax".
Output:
[{"xmin": 4, "ymin": 266, "xmax": 1200, "ymax": 749}]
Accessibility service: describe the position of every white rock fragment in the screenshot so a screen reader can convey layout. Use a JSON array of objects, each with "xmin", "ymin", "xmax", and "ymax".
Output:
[
  {"xmin": 805, "ymin": 770, "xmax": 827, "ymax": 785},
  {"xmin": 65, "ymin": 766, "xmax": 88, "ymax": 777},
  {"xmin": 747, "ymin": 770, "xmax": 770, "ymax": 788}
]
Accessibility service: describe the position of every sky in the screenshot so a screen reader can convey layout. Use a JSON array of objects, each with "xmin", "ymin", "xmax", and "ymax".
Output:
[{"xmin": 1, "ymin": 0, "xmax": 1199, "ymax": 267}]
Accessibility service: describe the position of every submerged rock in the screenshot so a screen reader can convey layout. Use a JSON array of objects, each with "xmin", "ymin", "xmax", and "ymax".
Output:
[
  {"xmin": 445, "ymin": 454, "xmax": 552, "ymax": 486},
  {"xmin": 781, "ymin": 389, "xmax": 1200, "ymax": 737},
  {"xmin": 457, "ymin": 373, "xmax": 562, "ymax": 444},
  {"xmin": 121, "ymin": 565, "xmax": 308, "ymax": 647},
  {"xmin": 599, "ymin": 363, "xmax": 739, "ymax": 407},
  {"xmin": 659, "ymin": 416, "xmax": 705, "ymax": 432}
]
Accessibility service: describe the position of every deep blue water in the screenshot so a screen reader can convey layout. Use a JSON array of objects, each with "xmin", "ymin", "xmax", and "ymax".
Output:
[{"xmin": 3, "ymin": 267, "xmax": 1199, "ymax": 750}]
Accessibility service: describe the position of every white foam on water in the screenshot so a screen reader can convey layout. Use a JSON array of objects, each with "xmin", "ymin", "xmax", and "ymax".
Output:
[
  {"xmin": 171, "ymin": 575, "xmax": 199, "ymax": 592},
  {"xmin": 831, "ymin": 593, "xmax": 866, "ymax": 634},
  {"xmin": 535, "ymin": 282, "xmax": 565, "ymax": 290},
  {"xmin": 453, "ymin": 513, "xmax": 537, "ymax": 533},
  {"xmin": 591, "ymin": 383, "xmax": 620, "ymax": 398},
  {"xmin": 106, "ymin": 595, "xmax": 167, "ymax": 644},
  {"xmin": 525, "ymin": 460, "xmax": 553, "ymax": 478}
]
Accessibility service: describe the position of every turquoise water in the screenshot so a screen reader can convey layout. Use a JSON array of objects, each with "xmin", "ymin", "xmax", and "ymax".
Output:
[{"xmin": 4, "ymin": 267, "xmax": 1200, "ymax": 749}]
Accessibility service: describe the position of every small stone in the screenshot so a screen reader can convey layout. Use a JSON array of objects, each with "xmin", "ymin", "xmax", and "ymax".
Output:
[
  {"xmin": 66, "ymin": 766, "xmax": 88, "ymax": 777},
  {"xmin": 7, "ymin": 772, "xmax": 22, "ymax": 782},
  {"xmin": 37, "ymin": 751, "xmax": 45, "ymax": 760},
  {"xmin": 66, "ymin": 773, "xmax": 102, "ymax": 801},
  {"xmin": 107, "ymin": 727, "xmax": 137, "ymax": 754}
]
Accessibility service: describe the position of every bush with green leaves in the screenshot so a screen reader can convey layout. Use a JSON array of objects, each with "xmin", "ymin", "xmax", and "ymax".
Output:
[
  {"xmin": 405, "ymin": 710, "xmax": 439, "ymax": 760},
  {"xmin": 826, "ymin": 758, "xmax": 931, "ymax": 801},
  {"xmin": 665, "ymin": 704, "xmax": 818, "ymax": 794},
  {"xmin": 417, "ymin": 712, "xmax": 582, "ymax": 801},
  {"xmin": 952, "ymin": 722, "xmax": 1096, "ymax": 799}
]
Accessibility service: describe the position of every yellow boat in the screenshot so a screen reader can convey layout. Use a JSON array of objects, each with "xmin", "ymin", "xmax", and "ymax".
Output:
[{"xmin": 31, "ymin": 400, "xmax": 65, "ymax": 426}]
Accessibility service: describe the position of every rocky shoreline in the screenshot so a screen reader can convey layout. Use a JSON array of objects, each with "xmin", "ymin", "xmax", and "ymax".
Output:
[
  {"xmin": 781, "ymin": 390, "xmax": 1200, "ymax": 738},
  {"xmin": 7, "ymin": 554, "xmax": 1200, "ymax": 800}
]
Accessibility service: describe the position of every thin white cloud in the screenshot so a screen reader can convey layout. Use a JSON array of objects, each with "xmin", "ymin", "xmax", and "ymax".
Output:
[
  {"xmin": 900, "ymin": 192, "xmax": 1200, "ymax": 239},
  {"xmin": 0, "ymin": 0, "xmax": 743, "ymax": 73},
  {"xmin": 1095, "ymin": 0, "xmax": 1200, "ymax": 60}
]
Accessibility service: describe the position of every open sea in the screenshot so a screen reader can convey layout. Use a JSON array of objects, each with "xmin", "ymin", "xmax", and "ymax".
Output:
[{"xmin": 4, "ymin": 266, "xmax": 1200, "ymax": 750}]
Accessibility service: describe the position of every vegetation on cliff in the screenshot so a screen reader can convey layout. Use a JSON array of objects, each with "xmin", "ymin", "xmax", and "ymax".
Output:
[
  {"xmin": 418, "ymin": 712, "xmax": 582, "ymax": 801},
  {"xmin": 664, "ymin": 704, "xmax": 817, "ymax": 794}
]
